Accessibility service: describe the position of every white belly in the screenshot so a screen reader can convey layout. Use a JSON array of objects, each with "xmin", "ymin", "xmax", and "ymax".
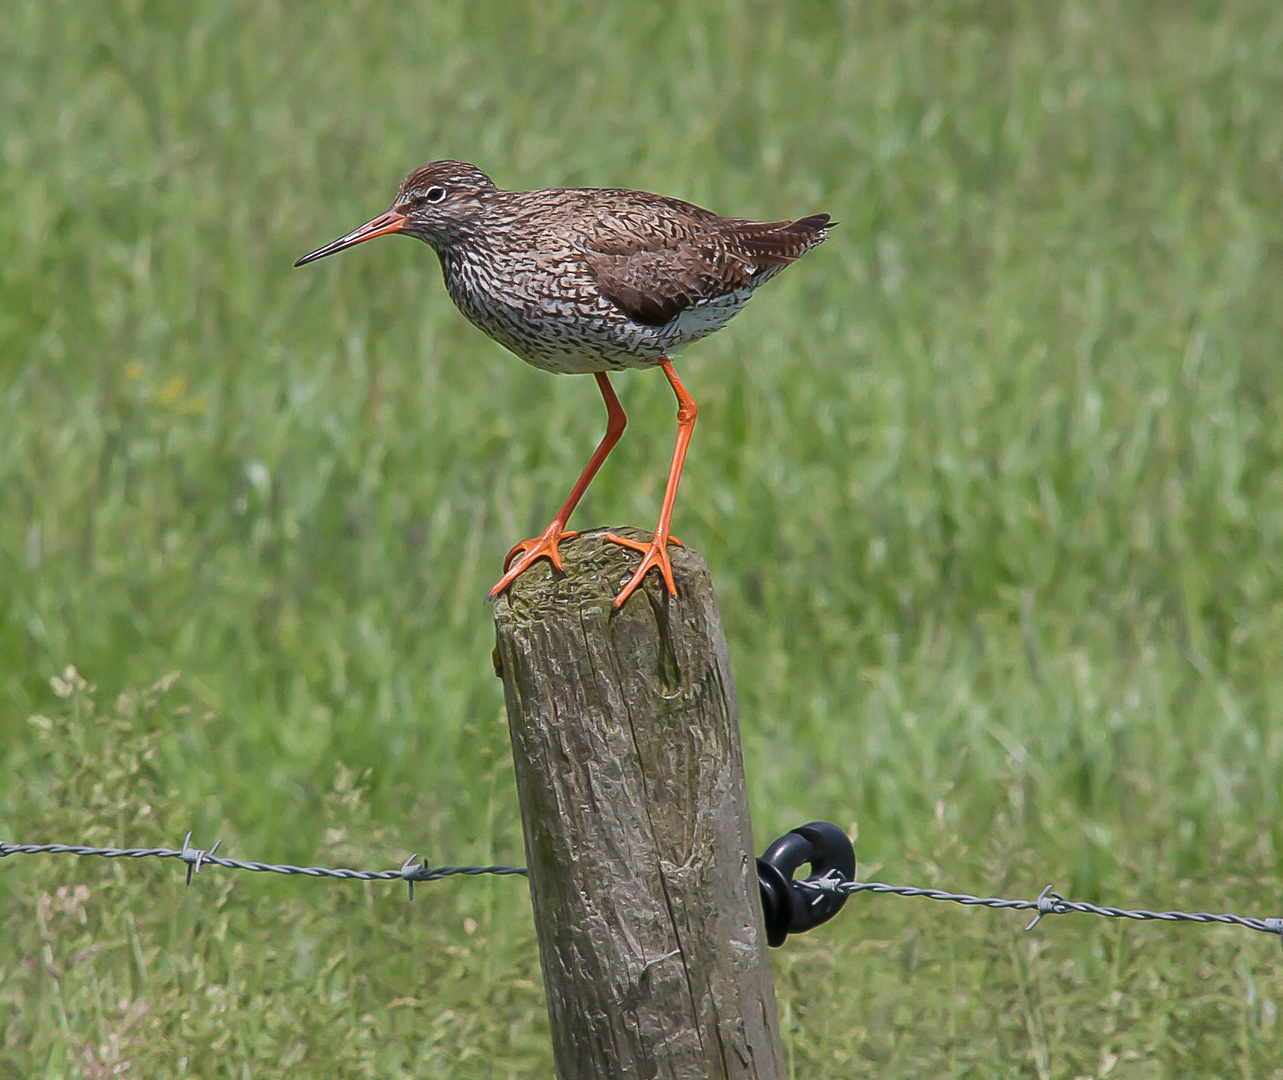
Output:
[{"xmin": 663, "ymin": 288, "xmax": 753, "ymax": 347}]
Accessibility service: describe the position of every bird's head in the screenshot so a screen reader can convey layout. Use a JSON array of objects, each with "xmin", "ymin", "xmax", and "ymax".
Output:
[{"xmin": 294, "ymin": 160, "xmax": 496, "ymax": 266}]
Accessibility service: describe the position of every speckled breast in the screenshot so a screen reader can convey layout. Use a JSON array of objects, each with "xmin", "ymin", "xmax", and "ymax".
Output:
[{"xmin": 439, "ymin": 246, "xmax": 751, "ymax": 375}]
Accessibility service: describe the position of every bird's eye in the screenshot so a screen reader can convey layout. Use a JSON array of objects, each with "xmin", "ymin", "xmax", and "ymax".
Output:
[{"xmin": 425, "ymin": 185, "xmax": 447, "ymax": 203}]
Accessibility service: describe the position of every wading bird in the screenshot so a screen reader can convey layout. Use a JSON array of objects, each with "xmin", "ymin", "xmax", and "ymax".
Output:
[{"xmin": 296, "ymin": 161, "xmax": 830, "ymax": 607}]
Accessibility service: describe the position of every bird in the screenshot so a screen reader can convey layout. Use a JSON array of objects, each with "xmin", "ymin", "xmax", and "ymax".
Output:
[{"xmin": 295, "ymin": 161, "xmax": 831, "ymax": 608}]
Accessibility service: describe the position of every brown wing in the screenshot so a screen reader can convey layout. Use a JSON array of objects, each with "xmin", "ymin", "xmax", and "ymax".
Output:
[
  {"xmin": 587, "ymin": 242, "xmax": 752, "ymax": 327},
  {"xmin": 587, "ymin": 212, "xmax": 832, "ymax": 328}
]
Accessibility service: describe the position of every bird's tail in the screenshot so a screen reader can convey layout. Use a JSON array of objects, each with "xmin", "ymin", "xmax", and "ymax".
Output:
[{"xmin": 724, "ymin": 213, "xmax": 834, "ymax": 269}]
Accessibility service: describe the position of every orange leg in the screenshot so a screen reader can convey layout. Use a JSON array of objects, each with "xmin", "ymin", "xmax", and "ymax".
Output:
[
  {"xmin": 488, "ymin": 372, "xmax": 626, "ymax": 600},
  {"xmin": 606, "ymin": 358, "xmax": 695, "ymax": 609}
]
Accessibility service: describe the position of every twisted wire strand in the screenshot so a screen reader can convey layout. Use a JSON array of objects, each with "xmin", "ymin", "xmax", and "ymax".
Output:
[
  {"xmin": 3, "ymin": 837, "xmax": 1279, "ymax": 947},
  {"xmin": 796, "ymin": 874, "xmax": 1283, "ymax": 941},
  {"xmin": 0, "ymin": 835, "xmax": 527, "ymax": 899}
]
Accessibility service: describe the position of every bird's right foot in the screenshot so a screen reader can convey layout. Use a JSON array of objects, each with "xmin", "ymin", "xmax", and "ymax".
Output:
[
  {"xmin": 487, "ymin": 521, "xmax": 578, "ymax": 600},
  {"xmin": 604, "ymin": 528, "xmax": 682, "ymax": 609}
]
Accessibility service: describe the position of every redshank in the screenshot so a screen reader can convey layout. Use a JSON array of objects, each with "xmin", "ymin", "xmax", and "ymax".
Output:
[{"xmin": 296, "ymin": 161, "xmax": 830, "ymax": 608}]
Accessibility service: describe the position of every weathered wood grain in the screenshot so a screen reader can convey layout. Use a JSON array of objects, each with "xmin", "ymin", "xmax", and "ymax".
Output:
[{"xmin": 493, "ymin": 527, "xmax": 783, "ymax": 1080}]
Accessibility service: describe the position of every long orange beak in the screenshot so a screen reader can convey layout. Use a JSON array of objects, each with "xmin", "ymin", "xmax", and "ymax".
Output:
[{"xmin": 294, "ymin": 209, "xmax": 407, "ymax": 267}]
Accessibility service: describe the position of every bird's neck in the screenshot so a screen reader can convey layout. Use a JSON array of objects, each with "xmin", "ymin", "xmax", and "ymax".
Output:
[{"xmin": 434, "ymin": 235, "xmax": 497, "ymax": 300}]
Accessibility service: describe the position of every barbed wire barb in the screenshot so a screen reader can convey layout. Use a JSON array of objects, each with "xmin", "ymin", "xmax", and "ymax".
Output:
[
  {"xmin": 401, "ymin": 854, "xmax": 428, "ymax": 901},
  {"xmin": 180, "ymin": 832, "xmax": 222, "ymax": 886},
  {"xmin": 1024, "ymin": 884, "xmax": 1063, "ymax": 931}
]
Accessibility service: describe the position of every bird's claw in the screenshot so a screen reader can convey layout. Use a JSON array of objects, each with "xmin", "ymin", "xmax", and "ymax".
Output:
[{"xmin": 489, "ymin": 523, "xmax": 578, "ymax": 600}]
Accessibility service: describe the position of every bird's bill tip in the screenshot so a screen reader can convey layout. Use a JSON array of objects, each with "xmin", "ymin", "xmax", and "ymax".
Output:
[{"xmin": 294, "ymin": 209, "xmax": 407, "ymax": 267}]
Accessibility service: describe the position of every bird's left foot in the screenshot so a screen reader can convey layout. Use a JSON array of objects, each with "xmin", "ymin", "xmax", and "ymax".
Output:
[
  {"xmin": 604, "ymin": 530, "xmax": 682, "ymax": 609},
  {"xmin": 488, "ymin": 521, "xmax": 578, "ymax": 601}
]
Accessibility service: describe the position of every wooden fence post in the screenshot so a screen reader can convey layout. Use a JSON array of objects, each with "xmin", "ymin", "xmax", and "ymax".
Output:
[{"xmin": 493, "ymin": 527, "xmax": 784, "ymax": 1080}]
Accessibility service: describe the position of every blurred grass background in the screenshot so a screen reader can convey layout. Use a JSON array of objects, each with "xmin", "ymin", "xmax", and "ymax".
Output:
[{"xmin": 2, "ymin": 0, "xmax": 1283, "ymax": 1075}]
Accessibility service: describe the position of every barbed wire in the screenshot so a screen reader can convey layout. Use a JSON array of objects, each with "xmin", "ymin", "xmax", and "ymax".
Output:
[
  {"xmin": 0, "ymin": 834, "xmax": 527, "ymax": 900},
  {"xmin": 796, "ymin": 873, "xmax": 1283, "ymax": 945},
  {"xmin": 2, "ymin": 834, "xmax": 1278, "ymax": 948}
]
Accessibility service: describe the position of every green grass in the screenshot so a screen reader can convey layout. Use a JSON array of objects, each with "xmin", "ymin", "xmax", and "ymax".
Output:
[{"xmin": 3, "ymin": 1, "xmax": 1283, "ymax": 1075}]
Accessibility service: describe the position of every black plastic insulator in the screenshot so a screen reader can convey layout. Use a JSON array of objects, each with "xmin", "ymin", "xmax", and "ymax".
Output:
[{"xmin": 756, "ymin": 821, "xmax": 856, "ymax": 948}]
